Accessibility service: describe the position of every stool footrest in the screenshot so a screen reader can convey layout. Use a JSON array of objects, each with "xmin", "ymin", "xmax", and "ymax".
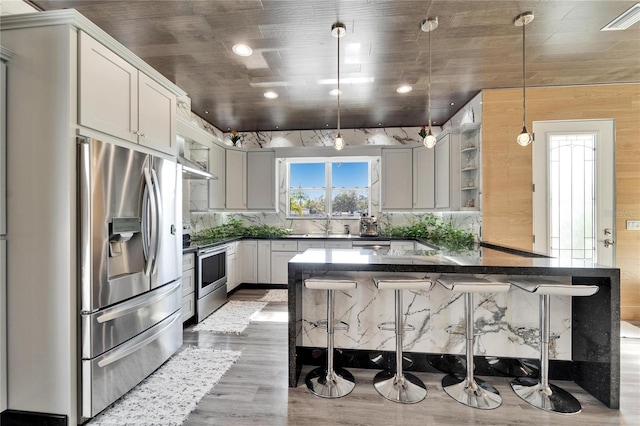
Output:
[
  {"xmin": 378, "ymin": 321, "xmax": 414, "ymax": 332},
  {"xmin": 312, "ymin": 319, "xmax": 349, "ymax": 331}
]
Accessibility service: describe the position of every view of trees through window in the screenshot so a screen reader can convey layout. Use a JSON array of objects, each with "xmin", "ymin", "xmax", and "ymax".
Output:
[{"xmin": 288, "ymin": 159, "xmax": 370, "ymax": 218}]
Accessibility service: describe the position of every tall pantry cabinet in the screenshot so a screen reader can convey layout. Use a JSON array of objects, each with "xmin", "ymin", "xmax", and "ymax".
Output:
[{"xmin": 0, "ymin": 10, "xmax": 185, "ymax": 425}]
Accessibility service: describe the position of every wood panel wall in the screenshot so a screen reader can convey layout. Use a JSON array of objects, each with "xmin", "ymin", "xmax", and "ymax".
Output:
[{"xmin": 482, "ymin": 84, "xmax": 640, "ymax": 320}]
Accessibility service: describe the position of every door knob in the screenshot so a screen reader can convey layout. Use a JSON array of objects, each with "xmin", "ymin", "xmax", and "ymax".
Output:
[{"xmin": 604, "ymin": 239, "xmax": 615, "ymax": 248}]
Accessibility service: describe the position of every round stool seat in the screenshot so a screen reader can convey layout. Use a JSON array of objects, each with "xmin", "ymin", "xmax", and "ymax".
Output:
[
  {"xmin": 305, "ymin": 274, "xmax": 357, "ymax": 290},
  {"xmin": 509, "ymin": 278, "xmax": 598, "ymax": 297},
  {"xmin": 438, "ymin": 274, "xmax": 510, "ymax": 410},
  {"xmin": 438, "ymin": 274, "xmax": 511, "ymax": 294},
  {"xmin": 508, "ymin": 277, "xmax": 598, "ymax": 414},
  {"xmin": 374, "ymin": 275, "xmax": 433, "ymax": 290}
]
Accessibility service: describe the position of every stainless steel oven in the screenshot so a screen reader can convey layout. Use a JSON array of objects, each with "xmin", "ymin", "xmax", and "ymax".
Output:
[{"xmin": 196, "ymin": 245, "xmax": 227, "ymax": 322}]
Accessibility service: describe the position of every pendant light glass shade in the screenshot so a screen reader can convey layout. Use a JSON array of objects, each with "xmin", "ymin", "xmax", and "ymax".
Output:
[
  {"xmin": 514, "ymin": 12, "xmax": 534, "ymax": 146},
  {"xmin": 334, "ymin": 133, "xmax": 345, "ymax": 150},
  {"xmin": 332, "ymin": 22, "xmax": 346, "ymax": 150},
  {"xmin": 517, "ymin": 126, "xmax": 533, "ymax": 146},
  {"xmin": 423, "ymin": 130, "xmax": 437, "ymax": 148},
  {"xmin": 421, "ymin": 17, "xmax": 438, "ymax": 149}
]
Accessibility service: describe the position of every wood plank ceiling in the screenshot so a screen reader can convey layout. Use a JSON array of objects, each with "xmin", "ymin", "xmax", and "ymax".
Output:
[{"xmin": 32, "ymin": 0, "xmax": 640, "ymax": 132}]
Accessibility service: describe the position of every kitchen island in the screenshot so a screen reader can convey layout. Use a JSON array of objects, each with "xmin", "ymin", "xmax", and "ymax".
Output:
[{"xmin": 287, "ymin": 243, "xmax": 620, "ymax": 408}]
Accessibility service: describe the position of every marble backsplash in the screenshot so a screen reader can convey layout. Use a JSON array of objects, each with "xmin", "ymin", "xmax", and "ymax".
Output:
[{"xmin": 301, "ymin": 272, "xmax": 571, "ymax": 360}]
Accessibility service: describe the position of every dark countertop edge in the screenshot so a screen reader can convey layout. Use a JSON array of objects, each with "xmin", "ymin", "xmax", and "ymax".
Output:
[
  {"xmin": 287, "ymin": 262, "xmax": 621, "ymax": 276},
  {"xmin": 480, "ymin": 241, "xmax": 551, "ymax": 258}
]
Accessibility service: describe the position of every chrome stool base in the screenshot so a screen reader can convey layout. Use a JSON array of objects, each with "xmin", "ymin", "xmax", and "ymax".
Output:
[
  {"xmin": 442, "ymin": 374, "xmax": 502, "ymax": 410},
  {"xmin": 373, "ymin": 370, "xmax": 427, "ymax": 404},
  {"xmin": 305, "ymin": 366, "xmax": 356, "ymax": 398},
  {"xmin": 511, "ymin": 377, "xmax": 582, "ymax": 415}
]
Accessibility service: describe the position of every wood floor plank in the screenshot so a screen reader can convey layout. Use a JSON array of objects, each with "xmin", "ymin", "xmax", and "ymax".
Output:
[{"xmin": 182, "ymin": 289, "xmax": 640, "ymax": 426}]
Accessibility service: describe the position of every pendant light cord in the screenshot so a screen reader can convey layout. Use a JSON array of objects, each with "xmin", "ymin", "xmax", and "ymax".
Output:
[
  {"xmin": 428, "ymin": 25, "xmax": 432, "ymax": 131},
  {"xmin": 521, "ymin": 18, "xmax": 526, "ymax": 128},
  {"xmin": 337, "ymin": 28, "xmax": 341, "ymax": 134}
]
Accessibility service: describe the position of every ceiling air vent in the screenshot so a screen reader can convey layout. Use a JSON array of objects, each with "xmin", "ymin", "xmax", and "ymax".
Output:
[{"xmin": 601, "ymin": 3, "xmax": 640, "ymax": 31}]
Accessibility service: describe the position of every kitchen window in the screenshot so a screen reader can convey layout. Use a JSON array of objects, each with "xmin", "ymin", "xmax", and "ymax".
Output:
[{"xmin": 287, "ymin": 158, "xmax": 371, "ymax": 218}]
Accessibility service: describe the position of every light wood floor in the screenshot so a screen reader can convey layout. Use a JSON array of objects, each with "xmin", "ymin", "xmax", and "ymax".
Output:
[{"xmin": 182, "ymin": 289, "xmax": 640, "ymax": 426}]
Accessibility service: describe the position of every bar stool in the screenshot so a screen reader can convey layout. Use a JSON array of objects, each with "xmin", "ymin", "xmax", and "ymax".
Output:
[
  {"xmin": 304, "ymin": 274, "xmax": 357, "ymax": 398},
  {"xmin": 509, "ymin": 277, "xmax": 598, "ymax": 414},
  {"xmin": 438, "ymin": 274, "xmax": 510, "ymax": 409},
  {"xmin": 373, "ymin": 275, "xmax": 433, "ymax": 404}
]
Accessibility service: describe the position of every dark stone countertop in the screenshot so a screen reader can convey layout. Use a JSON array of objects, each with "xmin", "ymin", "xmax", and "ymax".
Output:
[{"xmin": 288, "ymin": 245, "xmax": 620, "ymax": 276}]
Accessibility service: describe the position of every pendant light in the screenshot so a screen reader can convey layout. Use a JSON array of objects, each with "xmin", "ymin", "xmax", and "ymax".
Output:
[
  {"xmin": 332, "ymin": 22, "xmax": 346, "ymax": 150},
  {"xmin": 514, "ymin": 12, "xmax": 534, "ymax": 146},
  {"xmin": 421, "ymin": 17, "xmax": 438, "ymax": 149}
]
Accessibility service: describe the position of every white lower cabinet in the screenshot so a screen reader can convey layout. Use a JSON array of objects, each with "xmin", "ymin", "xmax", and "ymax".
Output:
[
  {"xmin": 238, "ymin": 240, "xmax": 258, "ymax": 284},
  {"xmin": 226, "ymin": 242, "xmax": 239, "ymax": 293},
  {"xmin": 181, "ymin": 253, "xmax": 195, "ymax": 322},
  {"xmin": 270, "ymin": 240, "xmax": 298, "ymax": 285},
  {"xmin": 257, "ymin": 241, "xmax": 271, "ymax": 283}
]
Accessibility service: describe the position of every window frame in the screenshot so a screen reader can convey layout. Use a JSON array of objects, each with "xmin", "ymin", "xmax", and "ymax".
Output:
[{"xmin": 286, "ymin": 156, "xmax": 372, "ymax": 219}]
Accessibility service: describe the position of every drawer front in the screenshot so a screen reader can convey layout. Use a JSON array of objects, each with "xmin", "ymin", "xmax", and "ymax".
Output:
[
  {"xmin": 182, "ymin": 294, "xmax": 195, "ymax": 322},
  {"xmin": 81, "ymin": 280, "xmax": 181, "ymax": 359},
  {"xmin": 182, "ymin": 268, "xmax": 195, "ymax": 296},
  {"xmin": 81, "ymin": 310, "xmax": 182, "ymax": 418},
  {"xmin": 182, "ymin": 253, "xmax": 195, "ymax": 271},
  {"xmin": 297, "ymin": 240, "xmax": 325, "ymax": 251},
  {"xmin": 271, "ymin": 240, "xmax": 298, "ymax": 251},
  {"xmin": 325, "ymin": 241, "xmax": 353, "ymax": 249}
]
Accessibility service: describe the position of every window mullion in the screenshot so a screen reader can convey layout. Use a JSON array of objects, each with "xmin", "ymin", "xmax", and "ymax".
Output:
[{"xmin": 326, "ymin": 162, "xmax": 331, "ymax": 216}]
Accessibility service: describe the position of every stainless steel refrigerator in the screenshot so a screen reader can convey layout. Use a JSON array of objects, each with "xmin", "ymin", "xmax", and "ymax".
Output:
[{"xmin": 78, "ymin": 136, "xmax": 182, "ymax": 420}]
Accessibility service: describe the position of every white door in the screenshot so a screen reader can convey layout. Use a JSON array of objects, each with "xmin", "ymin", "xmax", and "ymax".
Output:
[{"xmin": 533, "ymin": 120, "xmax": 615, "ymax": 266}]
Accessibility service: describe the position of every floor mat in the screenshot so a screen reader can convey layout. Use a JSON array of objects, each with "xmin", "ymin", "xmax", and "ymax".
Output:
[{"xmin": 88, "ymin": 347, "xmax": 241, "ymax": 425}]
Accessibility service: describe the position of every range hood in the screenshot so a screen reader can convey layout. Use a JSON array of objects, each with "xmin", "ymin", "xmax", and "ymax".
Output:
[{"xmin": 177, "ymin": 156, "xmax": 217, "ymax": 180}]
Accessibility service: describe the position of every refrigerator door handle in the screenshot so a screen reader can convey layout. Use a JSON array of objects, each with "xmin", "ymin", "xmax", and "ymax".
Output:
[
  {"xmin": 142, "ymin": 166, "xmax": 157, "ymax": 277},
  {"xmin": 150, "ymin": 168, "xmax": 163, "ymax": 275}
]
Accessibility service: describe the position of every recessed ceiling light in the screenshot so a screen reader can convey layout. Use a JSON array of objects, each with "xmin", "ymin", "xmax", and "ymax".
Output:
[
  {"xmin": 204, "ymin": 111, "xmax": 209, "ymax": 114},
  {"xmin": 450, "ymin": 102, "xmax": 455, "ymax": 106},
  {"xmin": 329, "ymin": 89, "xmax": 342, "ymax": 96},
  {"xmin": 232, "ymin": 43, "xmax": 253, "ymax": 56},
  {"xmin": 601, "ymin": 3, "xmax": 640, "ymax": 31},
  {"xmin": 264, "ymin": 91, "xmax": 278, "ymax": 99},
  {"xmin": 396, "ymin": 85, "xmax": 413, "ymax": 94}
]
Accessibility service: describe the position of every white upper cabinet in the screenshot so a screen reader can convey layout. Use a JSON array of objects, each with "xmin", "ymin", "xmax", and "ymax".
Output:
[
  {"xmin": 435, "ymin": 133, "xmax": 451, "ymax": 209},
  {"xmin": 137, "ymin": 73, "xmax": 176, "ymax": 154},
  {"xmin": 79, "ymin": 31, "xmax": 176, "ymax": 155},
  {"xmin": 247, "ymin": 150, "xmax": 276, "ymax": 211},
  {"xmin": 381, "ymin": 148, "xmax": 413, "ymax": 210},
  {"xmin": 225, "ymin": 149, "xmax": 247, "ymax": 210},
  {"xmin": 208, "ymin": 143, "xmax": 226, "ymax": 210},
  {"xmin": 413, "ymin": 145, "xmax": 435, "ymax": 210}
]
